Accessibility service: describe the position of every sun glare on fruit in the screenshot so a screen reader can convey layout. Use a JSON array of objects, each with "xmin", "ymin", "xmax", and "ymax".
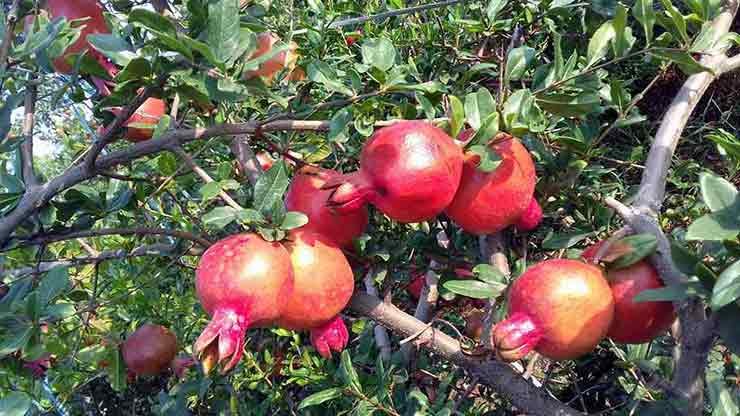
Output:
[
  {"xmin": 293, "ymin": 245, "xmax": 316, "ymax": 267},
  {"xmin": 403, "ymin": 133, "xmax": 435, "ymax": 169}
]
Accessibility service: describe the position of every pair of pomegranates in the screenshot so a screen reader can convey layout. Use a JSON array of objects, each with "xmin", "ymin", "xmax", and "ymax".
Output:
[
  {"xmin": 491, "ymin": 244, "xmax": 675, "ymax": 362},
  {"xmin": 319, "ymin": 120, "xmax": 542, "ymax": 234},
  {"xmin": 194, "ymin": 230, "xmax": 354, "ymax": 373}
]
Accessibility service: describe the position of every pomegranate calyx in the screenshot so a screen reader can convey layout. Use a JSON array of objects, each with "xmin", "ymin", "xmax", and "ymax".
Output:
[
  {"xmin": 309, "ymin": 316, "xmax": 349, "ymax": 359},
  {"xmin": 322, "ymin": 171, "xmax": 375, "ymax": 214},
  {"xmin": 194, "ymin": 308, "xmax": 249, "ymax": 374},
  {"xmin": 491, "ymin": 312, "xmax": 543, "ymax": 362}
]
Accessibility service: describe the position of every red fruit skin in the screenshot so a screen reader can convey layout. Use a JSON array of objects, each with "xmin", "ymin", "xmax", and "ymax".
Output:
[
  {"xmin": 493, "ymin": 259, "xmax": 614, "ymax": 361},
  {"xmin": 195, "ymin": 233, "xmax": 294, "ymax": 373},
  {"xmin": 446, "ymin": 132, "xmax": 536, "ymax": 235},
  {"xmin": 276, "ymin": 231, "xmax": 355, "ymax": 358},
  {"xmin": 47, "ymin": 0, "xmax": 111, "ymax": 74},
  {"xmin": 515, "ymin": 198, "xmax": 543, "ymax": 232},
  {"xmin": 124, "ymin": 98, "xmax": 167, "ymax": 142},
  {"xmin": 582, "ymin": 243, "xmax": 675, "ymax": 344},
  {"xmin": 309, "ymin": 315, "xmax": 350, "ymax": 359},
  {"xmin": 406, "ymin": 271, "xmax": 425, "ymax": 300},
  {"xmin": 285, "ymin": 168, "xmax": 369, "ymax": 248},
  {"xmin": 256, "ymin": 152, "xmax": 274, "ymax": 171},
  {"xmin": 325, "ymin": 121, "xmax": 464, "ymax": 223},
  {"xmin": 121, "ymin": 324, "xmax": 178, "ymax": 376},
  {"xmin": 243, "ymin": 33, "xmax": 298, "ymax": 82}
]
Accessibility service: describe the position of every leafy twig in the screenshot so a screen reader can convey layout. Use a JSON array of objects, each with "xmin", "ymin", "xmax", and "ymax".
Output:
[
  {"xmin": 171, "ymin": 146, "xmax": 243, "ymax": 210},
  {"xmin": 7, "ymin": 227, "xmax": 212, "ymax": 250},
  {"xmin": 0, "ymin": 0, "xmax": 21, "ymax": 75}
]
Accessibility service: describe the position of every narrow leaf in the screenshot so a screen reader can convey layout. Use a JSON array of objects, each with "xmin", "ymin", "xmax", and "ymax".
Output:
[{"xmin": 711, "ymin": 260, "xmax": 740, "ymax": 310}]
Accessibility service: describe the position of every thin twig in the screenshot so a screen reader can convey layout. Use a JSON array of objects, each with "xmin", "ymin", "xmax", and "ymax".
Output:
[
  {"xmin": 21, "ymin": 79, "xmax": 39, "ymax": 187},
  {"xmin": 0, "ymin": 0, "xmax": 21, "ymax": 75},
  {"xmin": 479, "ymin": 233, "xmax": 510, "ymax": 350},
  {"xmin": 8, "ymin": 227, "xmax": 212, "ymax": 250},
  {"xmin": 171, "ymin": 146, "xmax": 243, "ymax": 210},
  {"xmin": 230, "ymin": 135, "xmax": 262, "ymax": 186}
]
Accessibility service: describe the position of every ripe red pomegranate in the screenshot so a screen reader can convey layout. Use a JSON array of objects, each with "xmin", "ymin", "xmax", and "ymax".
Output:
[
  {"xmin": 195, "ymin": 233, "xmax": 294, "ymax": 373},
  {"xmin": 243, "ymin": 33, "xmax": 298, "ymax": 82},
  {"xmin": 492, "ymin": 259, "xmax": 614, "ymax": 361},
  {"xmin": 446, "ymin": 131, "xmax": 536, "ymax": 235},
  {"xmin": 121, "ymin": 324, "xmax": 177, "ymax": 376},
  {"xmin": 46, "ymin": 0, "xmax": 118, "ymax": 95},
  {"xmin": 277, "ymin": 231, "xmax": 355, "ymax": 358},
  {"xmin": 324, "ymin": 121, "xmax": 464, "ymax": 223},
  {"xmin": 515, "ymin": 198, "xmax": 543, "ymax": 232},
  {"xmin": 124, "ymin": 98, "xmax": 167, "ymax": 142},
  {"xmin": 582, "ymin": 242, "xmax": 675, "ymax": 344},
  {"xmin": 285, "ymin": 167, "xmax": 369, "ymax": 248}
]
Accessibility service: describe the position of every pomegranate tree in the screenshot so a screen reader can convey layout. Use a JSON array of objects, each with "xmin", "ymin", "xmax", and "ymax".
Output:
[
  {"xmin": 243, "ymin": 32, "xmax": 299, "ymax": 82},
  {"xmin": 446, "ymin": 132, "xmax": 536, "ymax": 235},
  {"xmin": 492, "ymin": 259, "xmax": 614, "ymax": 361},
  {"xmin": 582, "ymin": 241, "xmax": 675, "ymax": 344},
  {"xmin": 324, "ymin": 121, "xmax": 464, "ymax": 223},
  {"xmin": 277, "ymin": 231, "xmax": 355, "ymax": 358},
  {"xmin": 194, "ymin": 233, "xmax": 294, "ymax": 373},
  {"xmin": 121, "ymin": 324, "xmax": 177, "ymax": 376},
  {"xmin": 285, "ymin": 167, "xmax": 368, "ymax": 248}
]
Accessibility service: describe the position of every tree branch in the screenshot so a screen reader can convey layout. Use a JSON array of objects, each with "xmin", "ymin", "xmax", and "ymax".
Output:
[
  {"xmin": 401, "ymin": 260, "xmax": 440, "ymax": 362},
  {"xmin": 719, "ymin": 53, "xmax": 740, "ymax": 74},
  {"xmin": 0, "ymin": 0, "xmax": 21, "ymax": 74},
  {"xmin": 363, "ymin": 269, "xmax": 392, "ymax": 362},
  {"xmin": 20, "ymin": 79, "xmax": 39, "ymax": 187},
  {"xmin": 348, "ymin": 292, "xmax": 583, "ymax": 416},
  {"xmin": 479, "ymin": 233, "xmax": 510, "ymax": 350},
  {"xmin": 230, "ymin": 135, "xmax": 261, "ymax": 186},
  {"xmin": 7, "ymin": 227, "xmax": 212, "ymax": 250}
]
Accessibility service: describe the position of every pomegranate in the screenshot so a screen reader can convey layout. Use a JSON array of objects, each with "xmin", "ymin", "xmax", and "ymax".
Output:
[
  {"xmin": 277, "ymin": 231, "xmax": 354, "ymax": 358},
  {"xmin": 464, "ymin": 309, "xmax": 486, "ymax": 340},
  {"xmin": 406, "ymin": 269, "xmax": 426, "ymax": 300},
  {"xmin": 582, "ymin": 242, "xmax": 675, "ymax": 344},
  {"xmin": 445, "ymin": 131, "xmax": 536, "ymax": 235},
  {"xmin": 195, "ymin": 233, "xmax": 294, "ymax": 373},
  {"xmin": 492, "ymin": 259, "xmax": 614, "ymax": 361},
  {"xmin": 243, "ymin": 32, "xmax": 298, "ymax": 82},
  {"xmin": 515, "ymin": 198, "xmax": 543, "ymax": 232},
  {"xmin": 121, "ymin": 324, "xmax": 177, "ymax": 376},
  {"xmin": 124, "ymin": 98, "xmax": 167, "ymax": 142},
  {"xmin": 285, "ymin": 167, "xmax": 369, "ymax": 248},
  {"xmin": 46, "ymin": 0, "xmax": 118, "ymax": 93},
  {"xmin": 324, "ymin": 121, "xmax": 464, "ymax": 223},
  {"xmin": 287, "ymin": 66, "xmax": 307, "ymax": 81}
]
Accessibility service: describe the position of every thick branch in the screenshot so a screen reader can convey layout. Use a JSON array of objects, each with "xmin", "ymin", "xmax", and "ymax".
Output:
[
  {"xmin": 634, "ymin": 0, "xmax": 739, "ymax": 211},
  {"xmin": 8, "ymin": 227, "xmax": 212, "ymax": 250},
  {"xmin": 401, "ymin": 260, "xmax": 440, "ymax": 362},
  {"xmin": 349, "ymin": 292, "xmax": 583, "ymax": 416},
  {"xmin": 0, "ymin": 0, "xmax": 21, "ymax": 74},
  {"xmin": 21, "ymin": 81, "xmax": 39, "ymax": 187},
  {"xmin": 363, "ymin": 269, "xmax": 392, "ymax": 362}
]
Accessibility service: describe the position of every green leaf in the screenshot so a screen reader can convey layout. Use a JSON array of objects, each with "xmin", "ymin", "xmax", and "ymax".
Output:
[
  {"xmin": 328, "ymin": 108, "xmax": 352, "ymax": 143},
  {"xmin": 468, "ymin": 144, "xmax": 502, "ymax": 173},
  {"xmin": 0, "ymin": 323, "xmax": 32, "ymax": 357},
  {"xmin": 200, "ymin": 182, "xmax": 223, "ymax": 201},
  {"xmin": 107, "ymin": 348, "xmax": 127, "ymax": 392},
  {"xmin": 87, "ymin": 34, "xmax": 137, "ymax": 67},
  {"xmin": 361, "ymin": 37, "xmax": 396, "ymax": 72},
  {"xmin": 442, "ymin": 280, "xmax": 506, "ymax": 299},
  {"xmin": 486, "ymin": 0, "xmax": 509, "ymax": 21},
  {"xmin": 633, "ymin": 0, "xmax": 656, "ymax": 45},
  {"xmin": 473, "ymin": 264, "xmax": 507, "ymax": 283},
  {"xmin": 707, "ymin": 372, "xmax": 739, "ymax": 416},
  {"xmin": 340, "ymin": 350, "xmax": 362, "ymax": 394},
  {"xmin": 711, "ymin": 260, "xmax": 740, "ymax": 310},
  {"xmin": 686, "ymin": 211, "xmax": 740, "ymax": 241},
  {"xmin": 612, "ymin": 4, "xmax": 635, "ymax": 57},
  {"xmin": 253, "ymin": 161, "xmax": 290, "ymax": 218},
  {"xmin": 716, "ymin": 303, "xmax": 740, "ymax": 354},
  {"xmin": 609, "ymin": 234, "xmax": 658, "ymax": 269},
  {"xmin": 206, "ymin": 0, "xmax": 241, "ymax": 63},
  {"xmin": 235, "ymin": 208, "xmax": 264, "ymax": 224},
  {"xmin": 506, "ymin": 46, "xmax": 536, "ymax": 82},
  {"xmin": 587, "ymin": 22, "xmax": 616, "ymax": 66},
  {"xmin": 700, "ymin": 172, "xmax": 738, "ymax": 212},
  {"xmin": 464, "ymin": 88, "xmax": 497, "ymax": 130},
  {"xmin": 281, "ymin": 212, "xmax": 309, "ymax": 230},
  {"xmin": 298, "ymin": 388, "xmax": 344, "ymax": 410},
  {"xmin": 536, "ymin": 92, "xmax": 602, "ymax": 118},
  {"xmin": 38, "ymin": 267, "xmax": 70, "ymax": 305},
  {"xmin": 0, "ymin": 93, "xmax": 24, "ymax": 143},
  {"xmin": 466, "ymin": 112, "xmax": 500, "ymax": 148},
  {"xmin": 307, "ymin": 61, "xmax": 354, "ymax": 96},
  {"xmin": 670, "ymin": 240, "xmax": 702, "ymax": 276},
  {"xmin": 659, "ymin": 0, "xmax": 689, "ymax": 44},
  {"xmin": 633, "ymin": 283, "xmax": 703, "ymax": 302},
  {"xmin": 203, "ymin": 206, "xmax": 238, "ymax": 228},
  {"xmin": 129, "ymin": 8, "xmax": 178, "ymax": 36},
  {"xmin": 542, "ymin": 231, "xmax": 592, "ymax": 249},
  {"xmin": 649, "ymin": 49, "xmax": 712, "ymax": 75},
  {"xmin": 707, "ymin": 129, "xmax": 740, "ymax": 162},
  {"xmin": 0, "ymin": 392, "xmax": 32, "ymax": 416},
  {"xmin": 447, "ymin": 95, "xmax": 465, "ymax": 139}
]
